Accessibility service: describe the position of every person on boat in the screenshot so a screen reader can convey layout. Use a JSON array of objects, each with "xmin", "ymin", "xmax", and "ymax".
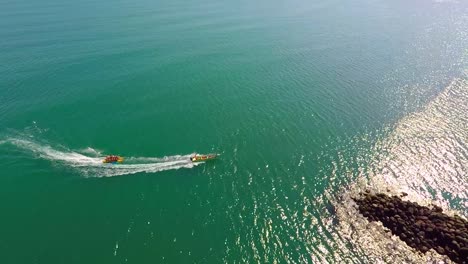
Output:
[{"xmin": 106, "ymin": 155, "xmax": 118, "ymax": 162}]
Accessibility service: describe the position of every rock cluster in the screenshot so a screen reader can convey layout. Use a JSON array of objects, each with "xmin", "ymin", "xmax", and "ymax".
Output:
[{"xmin": 353, "ymin": 192, "xmax": 468, "ymax": 264}]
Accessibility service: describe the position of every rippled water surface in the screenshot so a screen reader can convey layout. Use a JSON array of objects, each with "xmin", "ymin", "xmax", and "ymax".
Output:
[{"xmin": 0, "ymin": 0, "xmax": 467, "ymax": 263}]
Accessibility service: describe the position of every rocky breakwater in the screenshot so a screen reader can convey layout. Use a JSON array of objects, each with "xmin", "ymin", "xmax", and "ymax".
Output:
[{"xmin": 353, "ymin": 192, "xmax": 468, "ymax": 264}]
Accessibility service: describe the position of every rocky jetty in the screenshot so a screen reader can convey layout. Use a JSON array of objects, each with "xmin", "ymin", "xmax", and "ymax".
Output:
[{"xmin": 353, "ymin": 192, "xmax": 468, "ymax": 264}]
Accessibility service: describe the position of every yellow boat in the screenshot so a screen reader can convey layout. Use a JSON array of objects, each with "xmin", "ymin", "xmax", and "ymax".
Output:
[{"xmin": 190, "ymin": 154, "xmax": 218, "ymax": 162}]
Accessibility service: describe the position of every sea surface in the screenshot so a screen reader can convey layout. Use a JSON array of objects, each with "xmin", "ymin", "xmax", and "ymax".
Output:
[{"xmin": 0, "ymin": 0, "xmax": 467, "ymax": 263}]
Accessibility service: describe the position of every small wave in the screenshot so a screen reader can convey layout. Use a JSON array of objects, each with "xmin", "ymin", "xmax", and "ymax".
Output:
[
  {"xmin": 2, "ymin": 137, "xmax": 202, "ymax": 177},
  {"xmin": 79, "ymin": 147, "xmax": 103, "ymax": 157},
  {"xmin": 82, "ymin": 159, "xmax": 198, "ymax": 177}
]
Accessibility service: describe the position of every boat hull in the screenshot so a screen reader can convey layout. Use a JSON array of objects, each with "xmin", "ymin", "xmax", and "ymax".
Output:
[
  {"xmin": 103, "ymin": 157, "xmax": 124, "ymax": 164},
  {"xmin": 191, "ymin": 154, "xmax": 217, "ymax": 162}
]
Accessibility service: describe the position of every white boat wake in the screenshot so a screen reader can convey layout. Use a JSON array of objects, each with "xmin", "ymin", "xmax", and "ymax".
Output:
[{"xmin": 1, "ymin": 138, "xmax": 201, "ymax": 177}]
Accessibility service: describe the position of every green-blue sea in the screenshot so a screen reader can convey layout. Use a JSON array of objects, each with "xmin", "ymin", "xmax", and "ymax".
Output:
[{"xmin": 1, "ymin": 0, "xmax": 467, "ymax": 263}]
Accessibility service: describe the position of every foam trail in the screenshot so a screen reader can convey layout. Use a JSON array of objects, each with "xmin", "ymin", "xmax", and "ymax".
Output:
[
  {"xmin": 3, "ymin": 138, "xmax": 202, "ymax": 177},
  {"xmin": 79, "ymin": 147, "xmax": 103, "ymax": 157}
]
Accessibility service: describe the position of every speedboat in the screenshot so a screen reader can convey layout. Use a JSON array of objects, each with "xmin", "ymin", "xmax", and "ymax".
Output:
[
  {"xmin": 190, "ymin": 154, "xmax": 218, "ymax": 162},
  {"xmin": 103, "ymin": 155, "xmax": 124, "ymax": 164}
]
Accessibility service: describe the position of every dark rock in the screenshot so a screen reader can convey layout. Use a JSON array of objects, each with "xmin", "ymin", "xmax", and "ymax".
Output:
[
  {"xmin": 444, "ymin": 245, "xmax": 452, "ymax": 253},
  {"xmin": 421, "ymin": 241, "xmax": 432, "ymax": 250},
  {"xmin": 457, "ymin": 236, "xmax": 468, "ymax": 245},
  {"xmin": 436, "ymin": 246, "xmax": 445, "ymax": 255},
  {"xmin": 415, "ymin": 220, "xmax": 425, "ymax": 227},
  {"xmin": 446, "ymin": 233, "xmax": 455, "ymax": 240},
  {"xmin": 460, "ymin": 247, "xmax": 468, "ymax": 256},
  {"xmin": 419, "ymin": 215, "xmax": 429, "ymax": 221},
  {"xmin": 353, "ymin": 192, "xmax": 468, "ymax": 264},
  {"xmin": 433, "ymin": 205, "xmax": 443, "ymax": 213},
  {"xmin": 376, "ymin": 193, "xmax": 386, "ymax": 199},
  {"xmin": 429, "ymin": 212, "xmax": 438, "ymax": 219}
]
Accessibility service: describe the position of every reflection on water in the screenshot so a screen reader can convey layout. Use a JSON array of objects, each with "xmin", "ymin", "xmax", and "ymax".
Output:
[
  {"xmin": 332, "ymin": 78, "xmax": 467, "ymax": 263},
  {"xmin": 220, "ymin": 77, "xmax": 467, "ymax": 263}
]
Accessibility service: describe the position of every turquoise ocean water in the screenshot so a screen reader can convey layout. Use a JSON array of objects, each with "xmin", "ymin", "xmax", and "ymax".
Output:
[{"xmin": 0, "ymin": 0, "xmax": 467, "ymax": 263}]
